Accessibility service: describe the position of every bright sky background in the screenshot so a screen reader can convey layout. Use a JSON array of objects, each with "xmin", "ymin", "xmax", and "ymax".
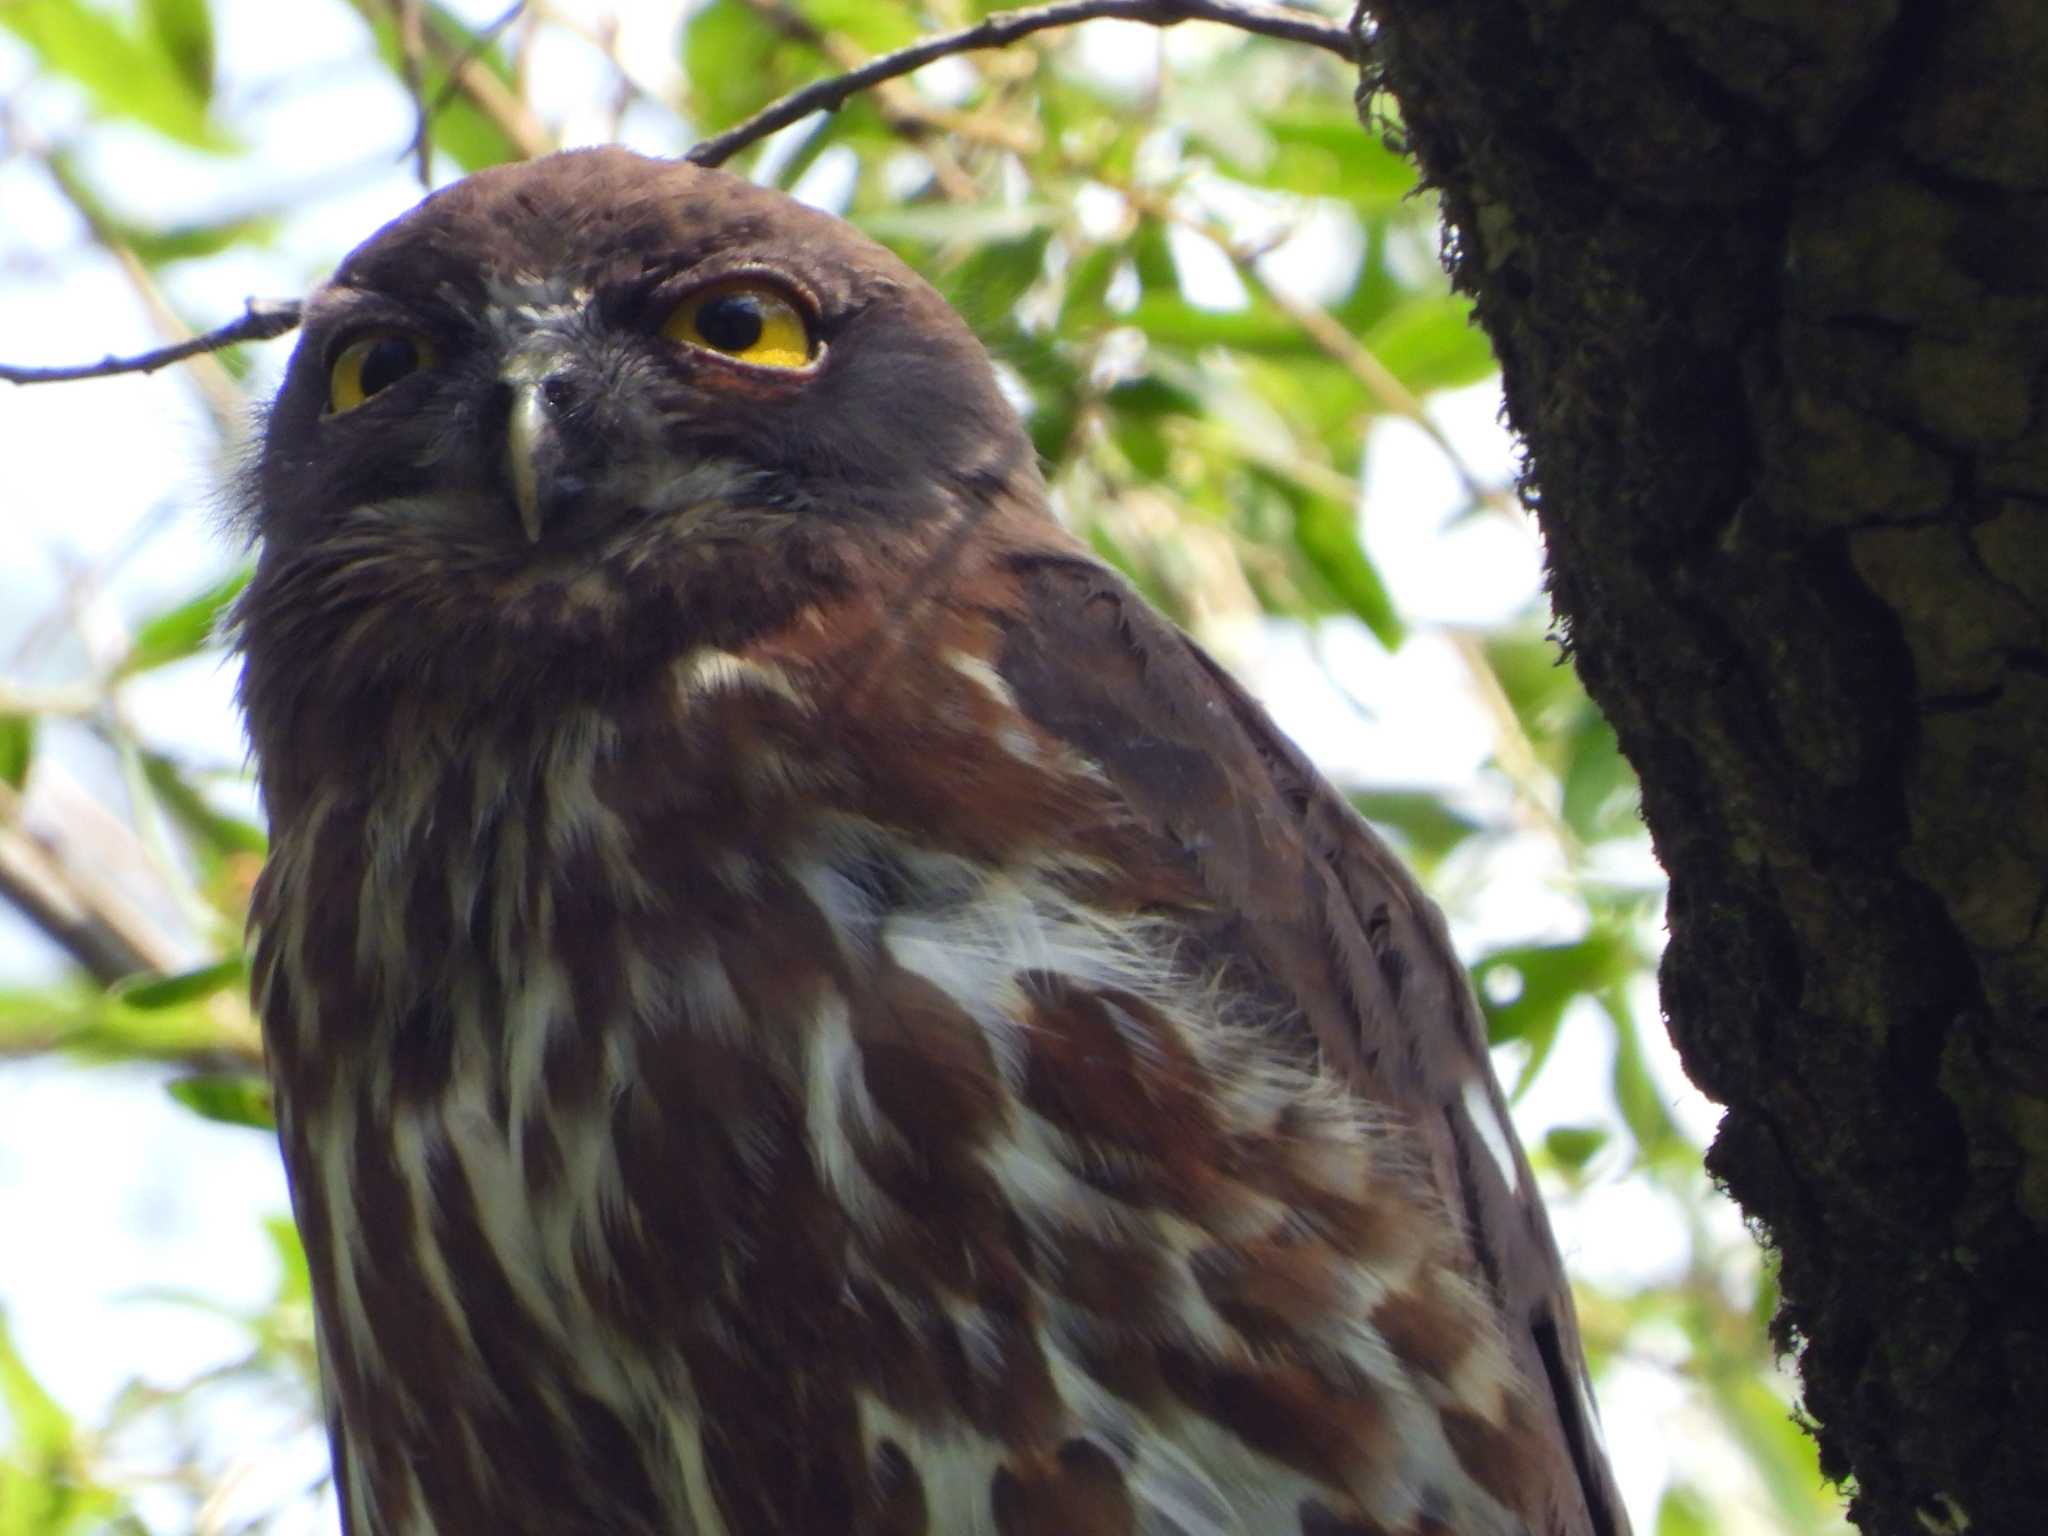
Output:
[{"xmin": 0, "ymin": 4, "xmax": 1756, "ymax": 1531}]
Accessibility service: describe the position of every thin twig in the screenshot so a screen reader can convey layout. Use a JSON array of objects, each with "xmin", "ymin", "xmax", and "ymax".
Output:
[
  {"xmin": 739, "ymin": 0, "xmax": 988, "ymax": 199},
  {"xmin": 1127, "ymin": 182, "xmax": 1515, "ymax": 516},
  {"xmin": 0, "ymin": 781, "xmax": 186, "ymax": 986},
  {"xmin": 0, "ymin": 299, "xmax": 304, "ymax": 386},
  {"xmin": 409, "ymin": 0, "xmax": 532, "ymax": 170},
  {"xmin": 392, "ymin": 0, "xmax": 434, "ymax": 186},
  {"xmin": 418, "ymin": 4, "xmax": 553, "ymax": 160},
  {"xmin": 687, "ymin": 0, "xmax": 1356, "ymax": 168}
]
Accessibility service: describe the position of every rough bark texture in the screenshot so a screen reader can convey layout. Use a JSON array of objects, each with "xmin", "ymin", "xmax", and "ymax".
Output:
[{"xmin": 1356, "ymin": 3, "xmax": 2048, "ymax": 1533}]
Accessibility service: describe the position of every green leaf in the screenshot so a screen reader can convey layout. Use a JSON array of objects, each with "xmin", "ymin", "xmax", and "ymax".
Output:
[
  {"xmin": 1058, "ymin": 242, "xmax": 1123, "ymax": 330},
  {"xmin": 1199, "ymin": 105, "xmax": 1419, "ymax": 209},
  {"xmin": 0, "ymin": 716, "xmax": 31, "ymax": 791},
  {"xmin": 167, "ymin": 1072, "xmax": 274, "ymax": 1130},
  {"xmin": 988, "ymin": 324, "xmax": 1084, "ymax": 465},
  {"xmin": 1130, "ymin": 218, "xmax": 1177, "ymax": 292},
  {"xmin": 349, "ymin": 0, "xmax": 523, "ymax": 172},
  {"xmin": 141, "ymin": 0, "xmax": 214, "ymax": 103},
  {"xmin": 45, "ymin": 151, "xmax": 275, "ymax": 267},
  {"xmin": 1561, "ymin": 709, "xmax": 1637, "ymax": 844},
  {"xmin": 1105, "ymin": 375, "xmax": 1203, "ymax": 419},
  {"xmin": 860, "ymin": 202, "xmax": 1053, "ymax": 247},
  {"xmin": 939, "ymin": 229, "xmax": 1053, "ymax": 329},
  {"xmin": 118, "ymin": 567, "xmax": 248, "ymax": 677},
  {"xmin": 1608, "ymin": 988, "xmax": 1687, "ymax": 1162},
  {"xmin": 1361, "ymin": 292, "xmax": 1495, "ymax": 395},
  {"xmin": 1274, "ymin": 474, "xmax": 1403, "ymax": 648},
  {"xmin": 1545, "ymin": 1124, "xmax": 1609, "ymax": 1173},
  {"xmin": 113, "ymin": 956, "xmax": 244, "ymax": 1010},
  {"xmin": 685, "ymin": 0, "xmax": 806, "ymax": 134},
  {"xmin": 1706, "ymin": 1365, "xmax": 1840, "ymax": 1529},
  {"xmin": 0, "ymin": 1310, "xmax": 124, "ymax": 1536},
  {"xmin": 1473, "ymin": 931, "xmax": 1636, "ymax": 1059},
  {"xmin": 3, "ymin": 0, "xmax": 234, "ymax": 151},
  {"xmin": 1480, "ymin": 630, "xmax": 1581, "ymax": 747},
  {"xmin": 1112, "ymin": 411, "xmax": 1171, "ymax": 479},
  {"xmin": 1655, "ymin": 1484, "xmax": 1714, "ymax": 1536},
  {"xmin": 1128, "ymin": 293, "xmax": 1317, "ymax": 355},
  {"xmin": 140, "ymin": 752, "xmax": 266, "ymax": 860},
  {"xmin": 1351, "ymin": 790, "xmax": 1485, "ymax": 866},
  {"xmin": 0, "ymin": 982, "xmax": 243, "ymax": 1064},
  {"xmin": 1265, "ymin": 110, "xmax": 1417, "ymax": 209},
  {"xmin": 0, "ymin": 1309, "xmax": 73, "ymax": 1472},
  {"xmin": 265, "ymin": 1215, "xmax": 310, "ymax": 1309},
  {"xmin": 797, "ymin": 0, "xmax": 919, "ymax": 53}
]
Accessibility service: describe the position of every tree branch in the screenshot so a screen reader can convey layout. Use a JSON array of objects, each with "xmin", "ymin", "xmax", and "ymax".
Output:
[
  {"xmin": 686, "ymin": 0, "xmax": 1358, "ymax": 168},
  {"xmin": 0, "ymin": 298, "xmax": 304, "ymax": 386},
  {"xmin": 0, "ymin": 783, "xmax": 184, "ymax": 986}
]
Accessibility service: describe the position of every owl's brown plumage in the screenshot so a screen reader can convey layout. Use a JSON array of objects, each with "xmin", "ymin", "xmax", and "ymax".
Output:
[{"xmin": 237, "ymin": 147, "xmax": 1627, "ymax": 1536}]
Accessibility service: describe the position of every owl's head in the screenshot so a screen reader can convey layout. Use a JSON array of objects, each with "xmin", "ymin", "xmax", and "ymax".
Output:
[{"xmin": 239, "ymin": 148, "xmax": 1041, "ymax": 736}]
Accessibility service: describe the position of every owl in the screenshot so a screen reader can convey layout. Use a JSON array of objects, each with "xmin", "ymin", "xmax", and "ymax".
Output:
[{"xmin": 236, "ymin": 147, "xmax": 1627, "ymax": 1536}]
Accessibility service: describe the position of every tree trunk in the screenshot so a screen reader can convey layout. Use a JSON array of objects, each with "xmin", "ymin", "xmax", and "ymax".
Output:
[{"xmin": 1356, "ymin": 3, "xmax": 2048, "ymax": 1532}]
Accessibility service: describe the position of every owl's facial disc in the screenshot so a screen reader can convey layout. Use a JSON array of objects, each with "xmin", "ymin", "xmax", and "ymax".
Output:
[
  {"xmin": 480, "ymin": 274, "xmax": 822, "ymax": 545},
  {"xmin": 252, "ymin": 147, "xmax": 1039, "ymax": 628}
]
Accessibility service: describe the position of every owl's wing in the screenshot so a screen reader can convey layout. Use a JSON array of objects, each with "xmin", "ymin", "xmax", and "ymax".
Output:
[{"xmin": 993, "ymin": 550, "xmax": 1629, "ymax": 1536}]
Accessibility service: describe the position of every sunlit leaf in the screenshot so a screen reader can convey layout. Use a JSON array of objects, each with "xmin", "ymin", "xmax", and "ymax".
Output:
[
  {"xmin": 1106, "ymin": 375, "xmax": 1202, "ymax": 419},
  {"xmin": 1606, "ymin": 989, "xmax": 1687, "ymax": 1162},
  {"xmin": 766, "ymin": 94, "xmax": 894, "ymax": 190},
  {"xmin": 1058, "ymin": 242, "xmax": 1122, "ymax": 331},
  {"xmin": 1708, "ymin": 1364, "xmax": 1841, "ymax": 1529},
  {"xmin": 114, "ymin": 956, "xmax": 244, "ymax": 1010},
  {"xmin": 1269, "ymin": 472, "xmax": 1403, "ymax": 648},
  {"xmin": 1128, "ymin": 293, "xmax": 1316, "ymax": 355},
  {"xmin": 265, "ymin": 1216, "xmax": 310, "ymax": 1310},
  {"xmin": 42, "ymin": 149, "xmax": 278, "ymax": 272},
  {"xmin": 990, "ymin": 324, "xmax": 1084, "ymax": 464},
  {"xmin": 0, "ymin": 717, "xmax": 31, "ymax": 791},
  {"xmin": 939, "ymin": 229, "xmax": 1053, "ymax": 328},
  {"xmin": 141, "ymin": 0, "xmax": 214, "ymax": 103},
  {"xmin": 1474, "ymin": 931, "xmax": 1636, "ymax": 1058},
  {"xmin": 1351, "ymin": 790, "xmax": 1485, "ymax": 866},
  {"xmin": 140, "ymin": 751, "xmax": 266, "ymax": 861},
  {"xmin": 0, "ymin": 984, "xmax": 245, "ymax": 1063},
  {"xmin": 685, "ymin": 0, "xmax": 809, "ymax": 134},
  {"xmin": 1264, "ymin": 109, "xmax": 1417, "ymax": 209},
  {"xmin": 118, "ymin": 567, "xmax": 248, "ymax": 677},
  {"xmin": 168, "ymin": 1072, "xmax": 274, "ymax": 1130},
  {"xmin": 349, "ymin": 0, "xmax": 523, "ymax": 171},
  {"xmin": 3, "ymin": 0, "xmax": 233, "ymax": 151},
  {"xmin": 1131, "ymin": 218, "xmax": 1177, "ymax": 292},
  {"xmin": 1113, "ymin": 412, "xmax": 1171, "ymax": 478},
  {"xmin": 1545, "ymin": 1124, "xmax": 1610, "ymax": 1173},
  {"xmin": 0, "ymin": 1309, "xmax": 125, "ymax": 1535},
  {"xmin": 797, "ymin": 0, "xmax": 919, "ymax": 53},
  {"xmin": 1656, "ymin": 1484, "xmax": 1714, "ymax": 1536},
  {"xmin": 1361, "ymin": 292, "xmax": 1495, "ymax": 395},
  {"xmin": 1481, "ymin": 630, "xmax": 1581, "ymax": 745},
  {"xmin": 1561, "ymin": 709, "xmax": 1638, "ymax": 844}
]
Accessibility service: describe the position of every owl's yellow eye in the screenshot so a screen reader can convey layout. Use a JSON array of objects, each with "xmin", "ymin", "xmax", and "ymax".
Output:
[
  {"xmin": 660, "ymin": 282, "xmax": 814, "ymax": 369},
  {"xmin": 328, "ymin": 331, "xmax": 434, "ymax": 414}
]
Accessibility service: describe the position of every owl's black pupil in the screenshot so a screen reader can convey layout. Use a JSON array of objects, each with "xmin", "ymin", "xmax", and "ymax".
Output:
[
  {"xmin": 696, "ymin": 294, "xmax": 764, "ymax": 352},
  {"xmin": 358, "ymin": 335, "xmax": 420, "ymax": 397}
]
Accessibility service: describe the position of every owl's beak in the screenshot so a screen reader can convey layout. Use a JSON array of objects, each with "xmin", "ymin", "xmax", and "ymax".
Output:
[{"xmin": 505, "ymin": 381, "xmax": 549, "ymax": 545}]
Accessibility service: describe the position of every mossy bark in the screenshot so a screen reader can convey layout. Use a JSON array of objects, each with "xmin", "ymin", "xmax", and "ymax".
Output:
[{"xmin": 1356, "ymin": 3, "xmax": 2048, "ymax": 1531}]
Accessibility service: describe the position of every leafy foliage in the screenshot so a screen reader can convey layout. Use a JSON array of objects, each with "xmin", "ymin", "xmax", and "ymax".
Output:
[{"xmin": 0, "ymin": 2, "xmax": 1845, "ymax": 1532}]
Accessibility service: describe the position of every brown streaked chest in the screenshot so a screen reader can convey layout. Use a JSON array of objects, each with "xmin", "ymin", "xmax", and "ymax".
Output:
[{"xmin": 247, "ymin": 609, "xmax": 1172, "ymax": 1533}]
